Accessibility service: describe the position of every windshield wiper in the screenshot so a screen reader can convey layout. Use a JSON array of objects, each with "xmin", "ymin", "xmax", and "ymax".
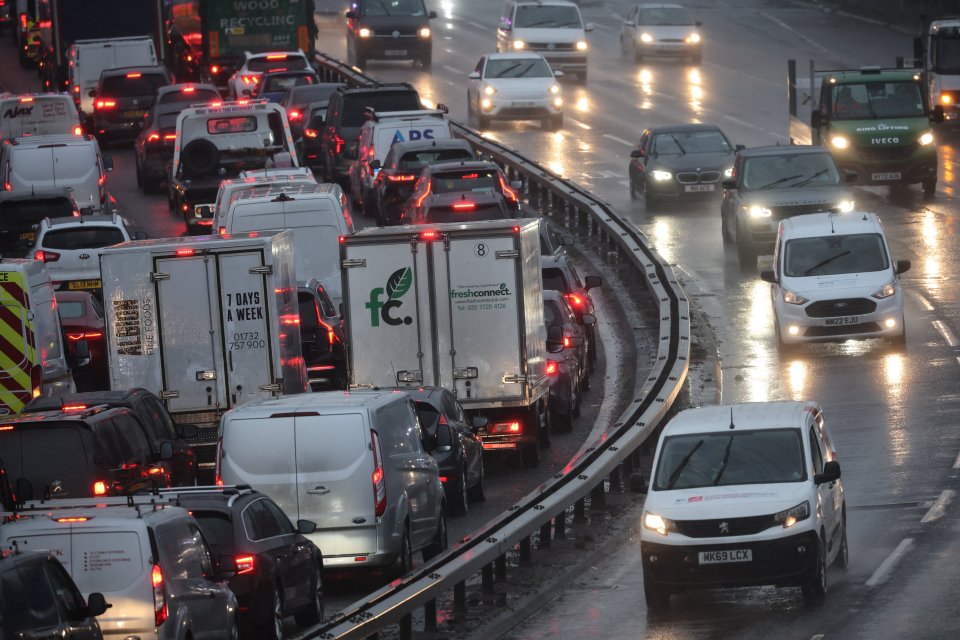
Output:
[
  {"xmin": 522, "ymin": 19, "xmax": 557, "ymax": 27},
  {"xmin": 375, "ymin": 0, "xmax": 392, "ymax": 16},
  {"xmin": 666, "ymin": 439, "xmax": 704, "ymax": 489},
  {"xmin": 669, "ymin": 134, "xmax": 687, "ymax": 156},
  {"xmin": 495, "ymin": 63, "xmax": 522, "ymax": 77},
  {"xmin": 789, "ymin": 169, "xmax": 829, "ymax": 187},
  {"xmin": 711, "ymin": 435, "xmax": 734, "ymax": 485},
  {"xmin": 804, "ymin": 250, "xmax": 851, "ymax": 275},
  {"xmin": 757, "ymin": 174, "xmax": 803, "ymax": 190}
]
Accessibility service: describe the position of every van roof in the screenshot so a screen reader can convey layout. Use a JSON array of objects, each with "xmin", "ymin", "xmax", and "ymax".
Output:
[
  {"xmin": 780, "ymin": 211, "xmax": 882, "ymax": 239},
  {"xmin": 6, "ymin": 499, "xmax": 189, "ymax": 528},
  {"xmin": 7, "ymin": 135, "xmax": 96, "ymax": 149},
  {"xmin": 232, "ymin": 183, "xmax": 339, "ymax": 203},
  {"xmin": 225, "ymin": 390, "xmax": 408, "ymax": 417},
  {"xmin": 664, "ymin": 401, "xmax": 819, "ymax": 437},
  {"xmin": 0, "ymin": 258, "xmax": 49, "ymax": 280}
]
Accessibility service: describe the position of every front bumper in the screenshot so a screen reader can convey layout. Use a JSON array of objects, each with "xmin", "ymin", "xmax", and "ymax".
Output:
[
  {"xmin": 776, "ymin": 290, "xmax": 904, "ymax": 344},
  {"xmin": 93, "ymin": 117, "xmax": 146, "ymax": 141},
  {"xmin": 636, "ymin": 40, "xmax": 702, "ymax": 58},
  {"xmin": 481, "ymin": 95, "xmax": 562, "ymax": 120},
  {"xmin": 647, "ymin": 174, "xmax": 722, "ymax": 199},
  {"xmin": 832, "ymin": 146, "xmax": 937, "ymax": 186},
  {"xmin": 641, "ymin": 530, "xmax": 818, "ymax": 590},
  {"xmin": 356, "ymin": 37, "xmax": 431, "ymax": 61}
]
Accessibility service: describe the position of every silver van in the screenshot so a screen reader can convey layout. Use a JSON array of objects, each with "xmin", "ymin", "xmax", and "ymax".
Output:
[
  {"xmin": 497, "ymin": 0, "xmax": 593, "ymax": 82},
  {"xmin": 0, "ymin": 93, "xmax": 82, "ymax": 142},
  {"xmin": 217, "ymin": 391, "xmax": 447, "ymax": 575}
]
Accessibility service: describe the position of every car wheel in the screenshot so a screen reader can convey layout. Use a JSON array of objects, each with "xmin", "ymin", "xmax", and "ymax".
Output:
[
  {"xmin": 776, "ymin": 319, "xmax": 800, "ymax": 357},
  {"xmin": 629, "ymin": 172, "xmax": 639, "ymax": 200},
  {"xmin": 888, "ymin": 324, "xmax": 907, "ymax": 350},
  {"xmin": 477, "ymin": 109, "xmax": 491, "ymax": 129},
  {"xmin": 643, "ymin": 179, "xmax": 659, "ymax": 209},
  {"xmin": 422, "ymin": 511, "xmax": 448, "ymax": 561},
  {"xmin": 467, "ymin": 455, "xmax": 486, "ymax": 502},
  {"xmin": 735, "ymin": 221, "xmax": 757, "ymax": 268},
  {"xmin": 259, "ymin": 584, "xmax": 283, "ymax": 640},
  {"xmin": 587, "ymin": 328, "xmax": 597, "ymax": 373},
  {"xmin": 643, "ymin": 573, "xmax": 670, "ymax": 611},
  {"xmin": 449, "ymin": 466, "xmax": 469, "ymax": 516},
  {"xmin": 361, "ymin": 191, "xmax": 377, "ymax": 218},
  {"xmin": 634, "ymin": 43, "xmax": 644, "ymax": 63},
  {"xmin": 390, "ymin": 527, "xmax": 413, "ymax": 579},
  {"xmin": 539, "ymin": 406, "xmax": 551, "ymax": 448},
  {"xmin": 721, "ymin": 210, "xmax": 732, "ymax": 244},
  {"xmin": 801, "ymin": 532, "xmax": 827, "ymax": 600},
  {"xmin": 228, "ymin": 616, "xmax": 241, "ymax": 640},
  {"xmin": 836, "ymin": 508, "xmax": 849, "ymax": 570},
  {"xmin": 922, "ymin": 177, "xmax": 936, "ymax": 198},
  {"xmin": 419, "ymin": 54, "xmax": 432, "ymax": 71},
  {"xmin": 554, "ymin": 389, "xmax": 574, "ymax": 433},
  {"xmin": 572, "ymin": 375, "xmax": 582, "ymax": 417},
  {"xmin": 519, "ymin": 442, "xmax": 540, "ymax": 467},
  {"xmin": 181, "ymin": 139, "xmax": 220, "ymax": 177},
  {"xmin": 294, "ymin": 561, "xmax": 323, "ymax": 627}
]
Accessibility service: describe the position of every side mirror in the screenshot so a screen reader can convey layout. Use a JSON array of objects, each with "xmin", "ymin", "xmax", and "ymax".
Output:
[
  {"xmin": 546, "ymin": 324, "xmax": 564, "ymax": 353},
  {"xmin": 735, "ymin": 143, "xmax": 745, "ymax": 151},
  {"xmin": 159, "ymin": 441, "xmax": 174, "ymax": 460},
  {"xmin": 216, "ymin": 554, "xmax": 237, "ymax": 580},
  {"xmin": 297, "ymin": 519, "xmax": 317, "ymax": 534},
  {"xmin": 177, "ymin": 423, "xmax": 199, "ymax": 439},
  {"xmin": 554, "ymin": 70, "xmax": 564, "ymax": 78},
  {"xmin": 811, "ymin": 109, "xmax": 824, "ymax": 129},
  {"xmin": 470, "ymin": 415, "xmax": 488, "ymax": 431},
  {"xmin": 932, "ymin": 104, "xmax": 945, "ymax": 123},
  {"xmin": 369, "ymin": 159, "xmax": 381, "ymax": 170},
  {"xmin": 584, "ymin": 275, "xmax": 602, "ymax": 290},
  {"xmin": 815, "ymin": 460, "xmax": 841, "ymax": 485},
  {"xmin": 560, "ymin": 233, "xmax": 575, "ymax": 247},
  {"xmin": 844, "ymin": 170, "xmax": 858, "ymax": 183},
  {"xmin": 896, "ymin": 259, "xmax": 911, "ymax": 275},
  {"xmin": 82, "ymin": 592, "xmax": 111, "ymax": 618},
  {"xmin": 721, "ymin": 179, "xmax": 737, "ymax": 190},
  {"xmin": 345, "ymin": 10, "xmax": 358, "ymax": 19},
  {"xmin": 760, "ymin": 269, "xmax": 778, "ymax": 284},
  {"xmin": 580, "ymin": 313, "xmax": 596, "ymax": 326},
  {"xmin": 584, "ymin": 22, "xmax": 594, "ymax": 32},
  {"xmin": 72, "ymin": 339, "xmax": 91, "ymax": 368},
  {"xmin": 102, "ymin": 155, "xmax": 114, "ymax": 171},
  {"xmin": 134, "ymin": 231, "xmax": 149, "ymax": 240},
  {"xmin": 428, "ymin": 10, "xmax": 437, "ymax": 19},
  {"xmin": 88, "ymin": 89, "xmax": 97, "ymax": 98},
  {"xmin": 623, "ymin": 20, "xmax": 635, "ymax": 27},
  {"xmin": 630, "ymin": 149, "xmax": 643, "ymax": 158},
  {"xmin": 510, "ymin": 180, "xmax": 522, "ymax": 190},
  {"xmin": 498, "ymin": 21, "xmax": 511, "ymax": 31},
  {"xmin": 469, "ymin": 71, "xmax": 481, "ymax": 80},
  {"xmin": 629, "ymin": 472, "xmax": 648, "ymax": 494}
]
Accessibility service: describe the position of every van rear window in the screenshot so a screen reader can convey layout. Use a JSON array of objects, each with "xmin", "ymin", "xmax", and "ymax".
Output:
[
  {"xmin": 248, "ymin": 57, "xmax": 309, "ymax": 73},
  {"xmin": 208, "ymin": 116, "xmax": 257, "ymax": 135},
  {"xmin": 342, "ymin": 92, "xmax": 421, "ymax": 127},
  {"xmin": 399, "ymin": 149, "xmax": 472, "ymax": 172}
]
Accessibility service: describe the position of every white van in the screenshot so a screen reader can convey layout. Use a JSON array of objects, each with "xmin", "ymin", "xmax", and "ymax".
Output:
[
  {"xmin": 0, "ymin": 93, "xmax": 82, "ymax": 142},
  {"xmin": 497, "ymin": 0, "xmax": 593, "ymax": 82},
  {"xmin": 217, "ymin": 391, "xmax": 447, "ymax": 573},
  {"xmin": 349, "ymin": 109, "xmax": 451, "ymax": 215},
  {"xmin": 0, "ymin": 134, "xmax": 112, "ymax": 213},
  {"xmin": 210, "ymin": 168, "xmax": 318, "ymax": 230},
  {"xmin": 638, "ymin": 401, "xmax": 847, "ymax": 610},
  {"xmin": 218, "ymin": 183, "xmax": 353, "ymax": 303},
  {"xmin": 68, "ymin": 36, "xmax": 158, "ymax": 118},
  {"xmin": 760, "ymin": 211, "xmax": 910, "ymax": 350}
]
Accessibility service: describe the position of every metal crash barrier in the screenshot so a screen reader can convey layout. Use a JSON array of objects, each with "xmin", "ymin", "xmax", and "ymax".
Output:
[{"xmin": 295, "ymin": 53, "xmax": 692, "ymax": 640}]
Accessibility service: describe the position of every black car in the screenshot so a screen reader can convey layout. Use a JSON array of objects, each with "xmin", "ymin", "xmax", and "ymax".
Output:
[
  {"xmin": 298, "ymin": 101, "xmax": 329, "ymax": 170},
  {"xmin": 173, "ymin": 486, "xmax": 323, "ymax": 640},
  {"xmin": 402, "ymin": 160, "xmax": 522, "ymax": 224},
  {"xmin": 541, "ymin": 255, "xmax": 602, "ymax": 373},
  {"xmin": 372, "ymin": 138, "xmax": 476, "ymax": 225},
  {"xmin": 345, "ymin": 0, "xmax": 437, "ymax": 69},
  {"xmin": 298, "ymin": 279, "xmax": 347, "ymax": 390},
  {"xmin": 543, "ymin": 289, "xmax": 589, "ymax": 431},
  {"xmin": 321, "ymin": 83, "xmax": 421, "ymax": 183},
  {"xmin": 0, "ymin": 187, "xmax": 78, "ymax": 257},
  {"xmin": 280, "ymin": 83, "xmax": 344, "ymax": 139},
  {"xmin": 405, "ymin": 387, "xmax": 486, "ymax": 516},
  {"xmin": 628, "ymin": 124, "xmax": 738, "ymax": 208},
  {"xmin": 0, "ymin": 550, "xmax": 109, "ymax": 639},
  {"xmin": 25, "ymin": 388, "xmax": 199, "ymax": 487},
  {"xmin": 89, "ymin": 65, "xmax": 172, "ymax": 143}
]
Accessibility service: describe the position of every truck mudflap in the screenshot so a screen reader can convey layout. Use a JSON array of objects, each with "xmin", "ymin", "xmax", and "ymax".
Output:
[{"xmin": 0, "ymin": 270, "xmax": 41, "ymax": 416}]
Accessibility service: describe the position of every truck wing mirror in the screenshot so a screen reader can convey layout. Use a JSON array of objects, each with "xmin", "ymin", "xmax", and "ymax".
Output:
[
  {"xmin": 932, "ymin": 104, "xmax": 945, "ymax": 123},
  {"xmin": 159, "ymin": 441, "xmax": 175, "ymax": 460},
  {"xmin": 584, "ymin": 275, "xmax": 602, "ymax": 290},
  {"xmin": 815, "ymin": 460, "xmax": 841, "ymax": 485},
  {"xmin": 470, "ymin": 415, "xmax": 488, "ymax": 432},
  {"xmin": 297, "ymin": 519, "xmax": 317, "ymax": 534},
  {"xmin": 721, "ymin": 179, "xmax": 737, "ymax": 190},
  {"xmin": 428, "ymin": 10, "xmax": 437, "ymax": 18},
  {"xmin": 760, "ymin": 270, "xmax": 778, "ymax": 284},
  {"xmin": 88, "ymin": 89, "xmax": 97, "ymax": 98},
  {"xmin": 345, "ymin": 10, "xmax": 358, "ymax": 19},
  {"xmin": 844, "ymin": 170, "xmax": 858, "ymax": 183},
  {"xmin": 176, "ymin": 423, "xmax": 199, "ymax": 439},
  {"xmin": 630, "ymin": 149, "xmax": 643, "ymax": 158}
]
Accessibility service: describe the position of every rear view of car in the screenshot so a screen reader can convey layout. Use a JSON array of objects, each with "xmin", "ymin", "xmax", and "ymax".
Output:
[
  {"xmin": 403, "ymin": 161, "xmax": 521, "ymax": 224},
  {"xmin": 30, "ymin": 214, "xmax": 136, "ymax": 293},
  {"xmin": 54, "ymin": 291, "xmax": 108, "ymax": 391},
  {"xmin": 253, "ymin": 69, "xmax": 320, "ymax": 103},
  {"xmin": 90, "ymin": 66, "xmax": 171, "ymax": 143},
  {"xmin": 0, "ymin": 188, "xmax": 78, "ymax": 257}
]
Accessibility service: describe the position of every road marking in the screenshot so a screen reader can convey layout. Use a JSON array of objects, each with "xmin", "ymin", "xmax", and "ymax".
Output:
[
  {"xmin": 912, "ymin": 291, "xmax": 935, "ymax": 311},
  {"xmin": 442, "ymin": 64, "xmax": 462, "ymax": 76},
  {"xmin": 568, "ymin": 118, "xmax": 592, "ymax": 130},
  {"xmin": 591, "ymin": 22, "xmax": 618, "ymax": 34},
  {"xmin": 953, "ymin": 450, "xmax": 960, "ymax": 469},
  {"xmin": 617, "ymin": 179, "xmax": 631, "ymax": 187},
  {"xmin": 920, "ymin": 489, "xmax": 954, "ymax": 523},
  {"xmin": 760, "ymin": 11, "xmax": 839, "ymax": 59},
  {"xmin": 811, "ymin": 635, "xmax": 825, "ymax": 640},
  {"xmin": 464, "ymin": 19, "xmax": 488, "ymax": 31},
  {"xmin": 602, "ymin": 134, "xmax": 634, "ymax": 147},
  {"xmin": 932, "ymin": 320, "xmax": 959, "ymax": 346},
  {"xmin": 865, "ymin": 538, "xmax": 914, "ymax": 587}
]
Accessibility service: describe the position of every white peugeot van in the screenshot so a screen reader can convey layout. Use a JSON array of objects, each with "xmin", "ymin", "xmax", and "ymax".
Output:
[
  {"xmin": 218, "ymin": 183, "xmax": 353, "ymax": 304},
  {"xmin": 217, "ymin": 391, "xmax": 447, "ymax": 575},
  {"xmin": 0, "ymin": 93, "xmax": 82, "ymax": 142},
  {"xmin": 638, "ymin": 401, "xmax": 847, "ymax": 610},
  {"xmin": 497, "ymin": 0, "xmax": 593, "ymax": 82},
  {"xmin": 761, "ymin": 211, "xmax": 910, "ymax": 350}
]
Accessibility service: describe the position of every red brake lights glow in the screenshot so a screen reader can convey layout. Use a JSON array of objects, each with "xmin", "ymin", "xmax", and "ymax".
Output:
[
  {"xmin": 545, "ymin": 360, "xmax": 559, "ymax": 376},
  {"xmin": 452, "ymin": 202, "xmax": 476, "ymax": 211},
  {"xmin": 126, "ymin": 72, "xmax": 142, "ymax": 78},
  {"xmin": 92, "ymin": 481, "xmax": 107, "ymax": 496},
  {"xmin": 94, "ymin": 99, "xmax": 116, "ymax": 110},
  {"xmin": 420, "ymin": 230, "xmax": 439, "ymax": 241},
  {"xmin": 565, "ymin": 293, "xmax": 585, "ymax": 308},
  {"xmin": 175, "ymin": 248, "xmax": 195, "ymax": 257},
  {"xmin": 56, "ymin": 517, "xmax": 89, "ymax": 523},
  {"xmin": 235, "ymin": 555, "xmax": 256, "ymax": 575}
]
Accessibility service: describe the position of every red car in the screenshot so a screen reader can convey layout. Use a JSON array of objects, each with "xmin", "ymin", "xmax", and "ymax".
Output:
[{"xmin": 55, "ymin": 290, "xmax": 108, "ymax": 391}]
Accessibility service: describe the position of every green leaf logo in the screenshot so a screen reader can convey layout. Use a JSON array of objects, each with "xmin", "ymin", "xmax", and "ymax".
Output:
[{"xmin": 386, "ymin": 267, "xmax": 412, "ymax": 300}]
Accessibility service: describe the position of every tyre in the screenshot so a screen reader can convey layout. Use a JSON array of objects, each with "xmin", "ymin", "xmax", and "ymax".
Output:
[
  {"xmin": 586, "ymin": 327, "xmax": 597, "ymax": 374},
  {"xmin": 572, "ymin": 376, "xmax": 582, "ymax": 417},
  {"xmin": 634, "ymin": 43, "xmax": 644, "ymax": 63},
  {"xmin": 467, "ymin": 456, "xmax": 486, "ymax": 502},
  {"xmin": 422, "ymin": 512, "xmax": 448, "ymax": 561},
  {"xmin": 888, "ymin": 324, "xmax": 907, "ymax": 350},
  {"xmin": 181, "ymin": 139, "xmax": 220, "ymax": 177},
  {"xmin": 643, "ymin": 573, "xmax": 670, "ymax": 611},
  {"xmin": 390, "ymin": 528, "xmax": 413, "ymax": 579},
  {"xmin": 539, "ymin": 406, "xmax": 551, "ymax": 448},
  {"xmin": 477, "ymin": 110, "xmax": 491, "ymax": 129},
  {"xmin": 553, "ymin": 391, "xmax": 574, "ymax": 433},
  {"xmin": 922, "ymin": 178, "xmax": 936, "ymax": 198},
  {"xmin": 776, "ymin": 320, "xmax": 800, "ymax": 357},
  {"xmin": 259, "ymin": 585, "xmax": 283, "ymax": 640},
  {"xmin": 519, "ymin": 442, "xmax": 540, "ymax": 467},
  {"xmin": 293, "ymin": 563, "xmax": 324, "ymax": 627},
  {"xmin": 361, "ymin": 190, "xmax": 377, "ymax": 218},
  {"xmin": 228, "ymin": 617, "xmax": 241, "ymax": 640},
  {"xmin": 801, "ymin": 534, "xmax": 827, "ymax": 601},
  {"xmin": 836, "ymin": 508, "xmax": 849, "ymax": 570},
  {"xmin": 449, "ymin": 467, "xmax": 469, "ymax": 516},
  {"xmin": 629, "ymin": 173, "xmax": 639, "ymax": 200},
  {"xmin": 643, "ymin": 181, "xmax": 660, "ymax": 210},
  {"xmin": 720, "ymin": 211, "xmax": 732, "ymax": 244},
  {"xmin": 419, "ymin": 54, "xmax": 432, "ymax": 71}
]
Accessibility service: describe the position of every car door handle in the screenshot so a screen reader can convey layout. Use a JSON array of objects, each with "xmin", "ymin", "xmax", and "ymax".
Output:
[{"xmin": 307, "ymin": 486, "xmax": 330, "ymax": 495}]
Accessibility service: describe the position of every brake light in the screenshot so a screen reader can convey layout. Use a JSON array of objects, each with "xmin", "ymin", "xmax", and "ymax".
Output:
[
  {"xmin": 270, "ymin": 67, "xmax": 288, "ymax": 73},
  {"xmin": 241, "ymin": 75, "xmax": 258, "ymax": 85},
  {"xmin": 210, "ymin": 65, "xmax": 220, "ymax": 74},
  {"xmin": 175, "ymin": 248, "xmax": 195, "ymax": 257},
  {"xmin": 67, "ymin": 332, "xmax": 101, "ymax": 341},
  {"xmin": 235, "ymin": 555, "xmax": 256, "ymax": 575},
  {"xmin": 565, "ymin": 293, "xmax": 585, "ymax": 308},
  {"xmin": 266, "ymin": 54, "xmax": 287, "ymax": 60},
  {"xmin": 563, "ymin": 336, "xmax": 571, "ymax": 348},
  {"xmin": 499, "ymin": 175, "xmax": 519, "ymax": 202},
  {"xmin": 73, "ymin": 85, "xmax": 80, "ymax": 94},
  {"xmin": 92, "ymin": 481, "xmax": 107, "ymax": 496},
  {"xmin": 94, "ymin": 99, "xmax": 116, "ymax": 110},
  {"xmin": 56, "ymin": 517, "xmax": 89, "ymax": 523},
  {"xmin": 147, "ymin": 133, "xmax": 161, "ymax": 142},
  {"xmin": 491, "ymin": 421, "xmax": 521, "ymax": 433},
  {"xmin": 387, "ymin": 173, "xmax": 415, "ymax": 182},
  {"xmin": 545, "ymin": 360, "xmax": 559, "ymax": 376},
  {"xmin": 289, "ymin": 109, "xmax": 302, "ymax": 121},
  {"xmin": 334, "ymin": 134, "xmax": 345, "ymax": 154},
  {"xmin": 35, "ymin": 250, "xmax": 60, "ymax": 263},
  {"xmin": 439, "ymin": 476, "xmax": 449, "ymax": 483},
  {"xmin": 126, "ymin": 72, "xmax": 141, "ymax": 78},
  {"xmin": 415, "ymin": 182, "xmax": 432, "ymax": 208},
  {"xmin": 219, "ymin": 226, "xmax": 227, "ymax": 235},
  {"xmin": 152, "ymin": 564, "xmax": 168, "ymax": 626},
  {"xmin": 73, "ymin": 126, "xmax": 83, "ymax": 136},
  {"xmin": 164, "ymin": 133, "xmax": 177, "ymax": 141},
  {"xmin": 19, "ymin": 96, "xmax": 34, "ymax": 103},
  {"xmin": 452, "ymin": 202, "xmax": 476, "ymax": 211},
  {"xmin": 421, "ymin": 230, "xmax": 439, "ymax": 241},
  {"xmin": 303, "ymin": 128, "xmax": 318, "ymax": 138},
  {"xmin": 371, "ymin": 431, "xmax": 386, "ymax": 517},
  {"xmin": 182, "ymin": 86, "xmax": 195, "ymax": 93}
]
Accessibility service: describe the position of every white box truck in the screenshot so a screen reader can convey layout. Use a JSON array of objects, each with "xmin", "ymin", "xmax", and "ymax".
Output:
[
  {"xmin": 340, "ymin": 218, "xmax": 551, "ymax": 467},
  {"xmin": 98, "ymin": 231, "xmax": 308, "ymax": 472}
]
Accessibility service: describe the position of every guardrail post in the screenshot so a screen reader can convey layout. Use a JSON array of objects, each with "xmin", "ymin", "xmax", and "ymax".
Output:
[
  {"xmin": 424, "ymin": 599, "xmax": 438, "ymax": 632},
  {"xmin": 519, "ymin": 535, "xmax": 532, "ymax": 566},
  {"xmin": 539, "ymin": 521, "xmax": 552, "ymax": 549},
  {"xmin": 610, "ymin": 464, "xmax": 621, "ymax": 491},
  {"xmin": 454, "ymin": 581, "xmax": 467, "ymax": 613},
  {"xmin": 555, "ymin": 509, "xmax": 567, "ymax": 539},
  {"xmin": 399, "ymin": 614, "xmax": 412, "ymax": 640},
  {"xmin": 574, "ymin": 497, "xmax": 587, "ymax": 524},
  {"xmin": 495, "ymin": 553, "xmax": 507, "ymax": 580},
  {"xmin": 482, "ymin": 563, "xmax": 495, "ymax": 593},
  {"xmin": 591, "ymin": 481, "xmax": 606, "ymax": 509}
]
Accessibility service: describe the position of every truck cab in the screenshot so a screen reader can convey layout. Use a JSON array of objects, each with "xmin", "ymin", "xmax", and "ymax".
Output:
[{"xmin": 910, "ymin": 17, "xmax": 960, "ymax": 123}]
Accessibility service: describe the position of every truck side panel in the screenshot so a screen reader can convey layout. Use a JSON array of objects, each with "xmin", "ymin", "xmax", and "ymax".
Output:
[
  {"xmin": 519, "ymin": 223, "xmax": 548, "ymax": 402},
  {"xmin": 204, "ymin": 0, "xmax": 314, "ymax": 58},
  {"xmin": 40, "ymin": 0, "xmax": 163, "ymax": 64}
]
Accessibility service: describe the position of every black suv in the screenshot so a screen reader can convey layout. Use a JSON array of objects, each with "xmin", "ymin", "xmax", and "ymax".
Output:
[
  {"xmin": 345, "ymin": 0, "xmax": 437, "ymax": 69},
  {"xmin": 0, "ymin": 187, "xmax": 78, "ymax": 257},
  {"xmin": 0, "ymin": 550, "xmax": 109, "ymax": 639},
  {"xmin": 25, "ymin": 388, "xmax": 199, "ymax": 487},
  {"xmin": 298, "ymin": 280, "xmax": 347, "ymax": 391},
  {"xmin": 89, "ymin": 65, "xmax": 172, "ymax": 143},
  {"xmin": 170, "ymin": 486, "xmax": 323, "ymax": 640},
  {"xmin": 0, "ymin": 404, "xmax": 174, "ymax": 503},
  {"xmin": 321, "ymin": 83, "xmax": 421, "ymax": 184}
]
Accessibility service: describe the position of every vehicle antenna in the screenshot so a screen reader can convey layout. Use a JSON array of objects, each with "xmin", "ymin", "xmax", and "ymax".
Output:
[{"xmin": 729, "ymin": 406, "xmax": 735, "ymax": 430}]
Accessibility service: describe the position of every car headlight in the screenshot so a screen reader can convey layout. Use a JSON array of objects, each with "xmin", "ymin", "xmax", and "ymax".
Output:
[
  {"xmin": 513, "ymin": 39, "xmax": 525, "ymax": 49},
  {"xmin": 686, "ymin": 32, "xmax": 701, "ymax": 44},
  {"xmin": 724, "ymin": 167, "xmax": 734, "ymax": 178},
  {"xmin": 830, "ymin": 135, "xmax": 849, "ymax": 149},
  {"xmin": 747, "ymin": 205, "xmax": 771, "ymax": 218},
  {"xmin": 483, "ymin": 84, "xmax": 497, "ymax": 96},
  {"xmin": 419, "ymin": 27, "xmax": 431, "ymax": 38},
  {"xmin": 549, "ymin": 84, "xmax": 560, "ymax": 95},
  {"xmin": 553, "ymin": 96, "xmax": 563, "ymax": 108},
  {"xmin": 836, "ymin": 199, "xmax": 855, "ymax": 213},
  {"xmin": 782, "ymin": 288, "xmax": 809, "ymax": 305},
  {"xmin": 358, "ymin": 27, "xmax": 372, "ymax": 38},
  {"xmin": 643, "ymin": 512, "xmax": 673, "ymax": 536},
  {"xmin": 480, "ymin": 98, "xmax": 493, "ymax": 110},
  {"xmin": 651, "ymin": 170, "xmax": 672, "ymax": 181},
  {"xmin": 640, "ymin": 32, "xmax": 653, "ymax": 43},
  {"xmin": 576, "ymin": 40, "xmax": 588, "ymax": 51},
  {"xmin": 918, "ymin": 131, "xmax": 934, "ymax": 145},
  {"xmin": 872, "ymin": 280, "xmax": 897, "ymax": 299},
  {"xmin": 773, "ymin": 501, "xmax": 810, "ymax": 528}
]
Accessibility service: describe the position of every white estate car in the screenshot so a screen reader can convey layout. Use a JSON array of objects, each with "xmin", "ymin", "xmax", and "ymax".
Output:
[
  {"xmin": 226, "ymin": 50, "xmax": 311, "ymax": 99},
  {"xmin": 467, "ymin": 52, "xmax": 564, "ymax": 130},
  {"xmin": 761, "ymin": 211, "xmax": 910, "ymax": 351},
  {"xmin": 639, "ymin": 401, "xmax": 847, "ymax": 610}
]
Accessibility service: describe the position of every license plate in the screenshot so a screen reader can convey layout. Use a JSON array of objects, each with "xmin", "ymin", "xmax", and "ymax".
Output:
[
  {"xmin": 825, "ymin": 316, "xmax": 858, "ymax": 326},
  {"xmin": 685, "ymin": 184, "xmax": 715, "ymax": 192},
  {"xmin": 122, "ymin": 110, "xmax": 146, "ymax": 119},
  {"xmin": 385, "ymin": 49, "xmax": 408, "ymax": 56},
  {"xmin": 699, "ymin": 549, "xmax": 752, "ymax": 565},
  {"xmin": 19, "ymin": 232, "xmax": 36, "ymax": 241},
  {"xmin": 67, "ymin": 279, "xmax": 102, "ymax": 291},
  {"xmin": 871, "ymin": 172, "xmax": 901, "ymax": 181},
  {"xmin": 511, "ymin": 101, "xmax": 536, "ymax": 108},
  {"xmin": 482, "ymin": 442, "xmax": 517, "ymax": 450}
]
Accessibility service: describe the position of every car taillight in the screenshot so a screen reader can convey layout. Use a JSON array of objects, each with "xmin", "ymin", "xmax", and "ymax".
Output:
[
  {"xmin": 387, "ymin": 174, "xmax": 416, "ymax": 182},
  {"xmin": 147, "ymin": 133, "xmax": 161, "ymax": 143},
  {"xmin": 334, "ymin": 134, "xmax": 345, "ymax": 154},
  {"xmin": 303, "ymin": 128, "xmax": 318, "ymax": 138},
  {"xmin": 241, "ymin": 74, "xmax": 258, "ymax": 85},
  {"xmin": 35, "ymin": 250, "xmax": 60, "ymax": 263},
  {"xmin": 289, "ymin": 109, "xmax": 302, "ymax": 121},
  {"xmin": 94, "ymin": 99, "xmax": 116, "ymax": 110},
  {"xmin": 67, "ymin": 331, "xmax": 102, "ymax": 341},
  {"xmin": 490, "ymin": 421, "xmax": 521, "ymax": 433},
  {"xmin": 499, "ymin": 174, "xmax": 519, "ymax": 202},
  {"xmin": 545, "ymin": 360, "xmax": 559, "ymax": 376},
  {"xmin": 452, "ymin": 202, "xmax": 476, "ymax": 211},
  {"xmin": 235, "ymin": 555, "xmax": 255, "ymax": 575},
  {"xmin": 563, "ymin": 336, "xmax": 571, "ymax": 348},
  {"xmin": 73, "ymin": 126, "xmax": 83, "ymax": 136},
  {"xmin": 92, "ymin": 480, "xmax": 107, "ymax": 495},
  {"xmin": 152, "ymin": 564, "xmax": 168, "ymax": 627},
  {"xmin": 210, "ymin": 65, "xmax": 220, "ymax": 74},
  {"xmin": 371, "ymin": 431, "xmax": 386, "ymax": 517},
  {"xmin": 415, "ymin": 183, "xmax": 432, "ymax": 208},
  {"xmin": 215, "ymin": 436, "xmax": 223, "ymax": 483},
  {"xmin": 564, "ymin": 293, "xmax": 585, "ymax": 308}
]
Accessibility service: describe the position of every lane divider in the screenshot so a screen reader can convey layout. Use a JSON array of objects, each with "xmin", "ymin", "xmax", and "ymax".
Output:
[{"xmin": 865, "ymin": 538, "xmax": 914, "ymax": 587}]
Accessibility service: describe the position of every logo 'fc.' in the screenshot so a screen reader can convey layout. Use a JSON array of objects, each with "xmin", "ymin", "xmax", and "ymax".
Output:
[{"xmin": 367, "ymin": 267, "xmax": 413, "ymax": 327}]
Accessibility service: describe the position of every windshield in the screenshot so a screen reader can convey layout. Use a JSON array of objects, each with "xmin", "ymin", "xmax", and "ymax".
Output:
[
  {"xmin": 363, "ymin": 0, "xmax": 426, "ymax": 16},
  {"xmin": 742, "ymin": 153, "xmax": 840, "ymax": 190},
  {"xmin": 514, "ymin": 5, "xmax": 582, "ymax": 28},
  {"xmin": 485, "ymin": 57, "xmax": 553, "ymax": 78},
  {"xmin": 653, "ymin": 429, "xmax": 806, "ymax": 490},
  {"xmin": 829, "ymin": 81, "xmax": 925, "ymax": 119},
  {"xmin": 784, "ymin": 232, "xmax": 890, "ymax": 277},
  {"xmin": 541, "ymin": 267, "xmax": 568, "ymax": 292},
  {"xmin": 638, "ymin": 7, "xmax": 694, "ymax": 26},
  {"xmin": 933, "ymin": 30, "xmax": 960, "ymax": 74},
  {"xmin": 431, "ymin": 168, "xmax": 499, "ymax": 194},
  {"xmin": 57, "ymin": 300, "xmax": 86, "ymax": 319},
  {"xmin": 543, "ymin": 300, "xmax": 561, "ymax": 326},
  {"xmin": 652, "ymin": 130, "xmax": 731, "ymax": 155},
  {"xmin": 342, "ymin": 91, "xmax": 420, "ymax": 126}
]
